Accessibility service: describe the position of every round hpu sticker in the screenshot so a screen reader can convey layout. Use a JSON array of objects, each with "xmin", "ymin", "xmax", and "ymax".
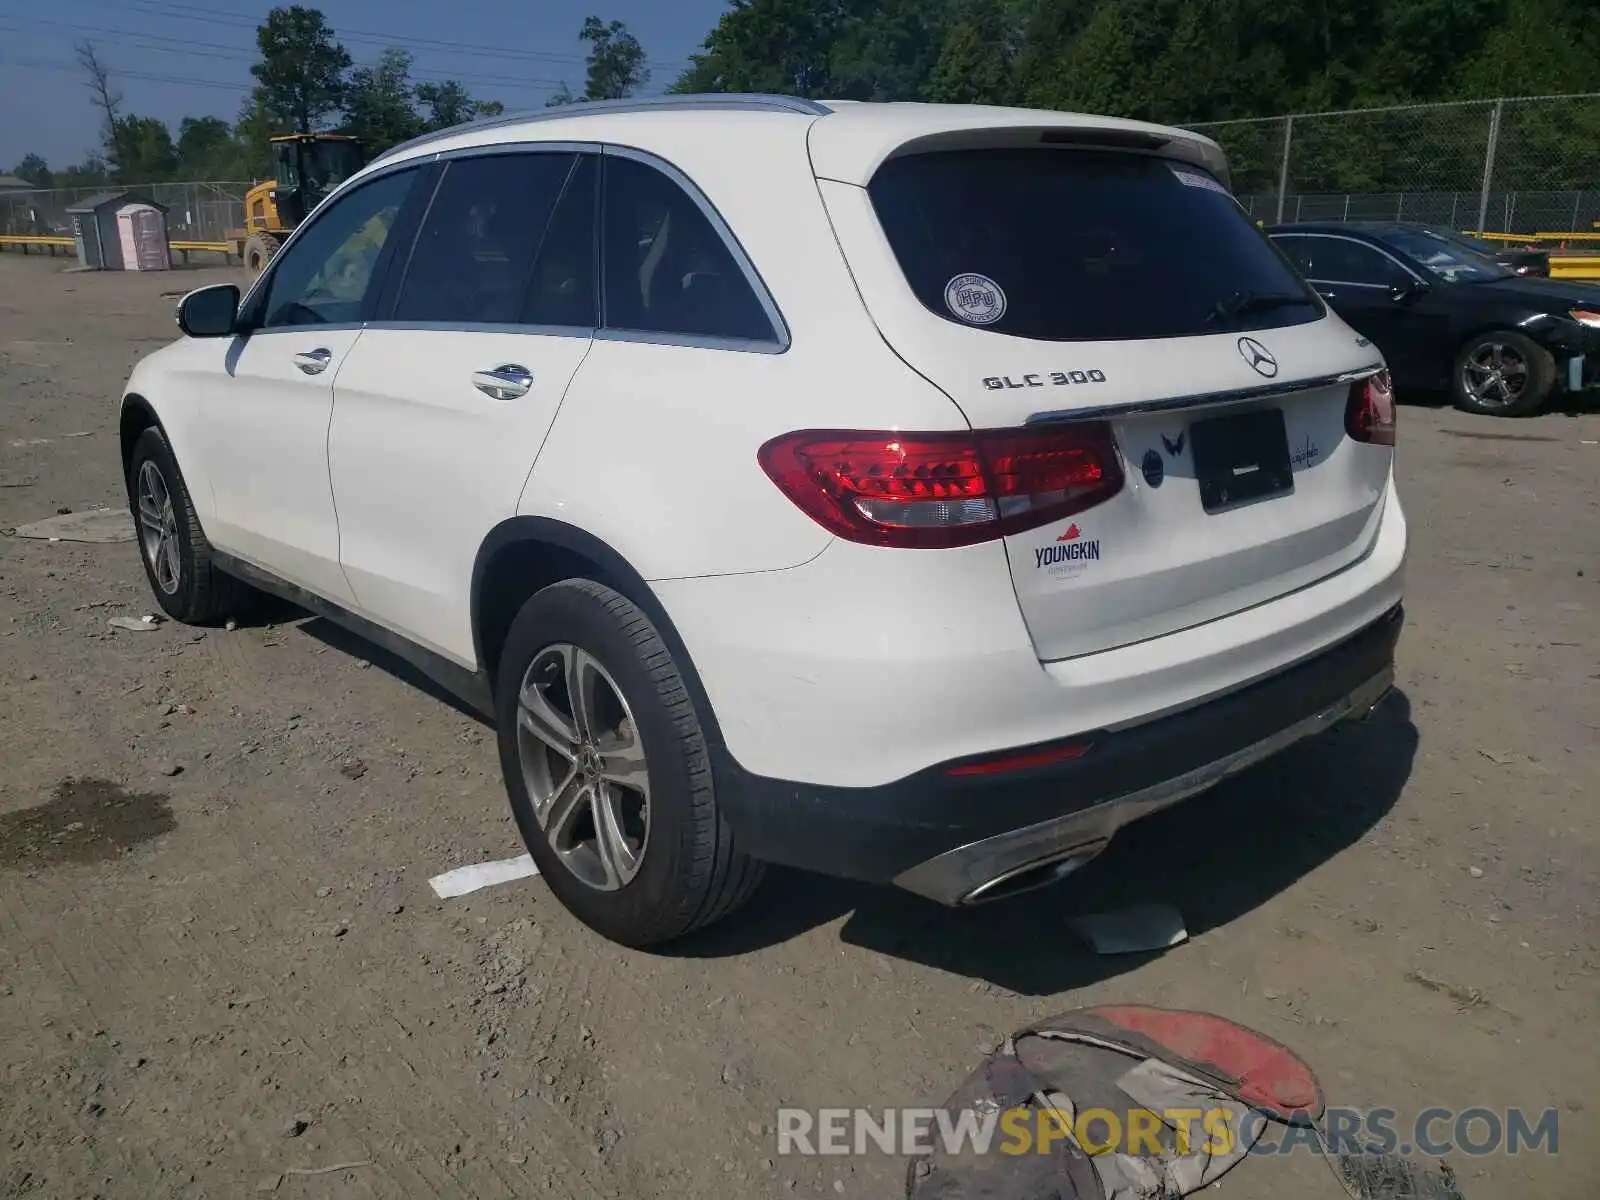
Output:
[{"xmin": 944, "ymin": 273, "xmax": 1006, "ymax": 325}]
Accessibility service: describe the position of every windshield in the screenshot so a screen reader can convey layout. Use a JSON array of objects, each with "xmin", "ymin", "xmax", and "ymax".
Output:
[
  {"xmin": 867, "ymin": 148, "xmax": 1321, "ymax": 342},
  {"xmin": 1383, "ymin": 228, "xmax": 1508, "ymax": 283}
]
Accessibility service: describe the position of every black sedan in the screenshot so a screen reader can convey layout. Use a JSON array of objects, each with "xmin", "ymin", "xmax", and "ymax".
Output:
[{"xmin": 1267, "ymin": 221, "xmax": 1600, "ymax": 415}]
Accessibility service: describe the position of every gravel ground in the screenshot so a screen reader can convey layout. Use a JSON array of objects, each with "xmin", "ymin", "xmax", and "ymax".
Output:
[{"xmin": 1, "ymin": 254, "xmax": 1596, "ymax": 1199}]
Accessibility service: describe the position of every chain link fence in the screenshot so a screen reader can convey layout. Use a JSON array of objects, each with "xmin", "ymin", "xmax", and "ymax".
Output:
[
  {"xmin": 0, "ymin": 181, "xmax": 253, "ymax": 243},
  {"xmin": 6, "ymin": 97, "xmax": 1600, "ymax": 244},
  {"xmin": 1186, "ymin": 93, "xmax": 1600, "ymax": 237}
]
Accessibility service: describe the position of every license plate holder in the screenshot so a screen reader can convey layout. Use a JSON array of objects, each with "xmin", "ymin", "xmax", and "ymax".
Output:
[{"xmin": 1191, "ymin": 408, "xmax": 1294, "ymax": 513}]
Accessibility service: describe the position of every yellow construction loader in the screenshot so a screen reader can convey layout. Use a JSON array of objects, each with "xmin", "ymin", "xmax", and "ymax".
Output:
[{"xmin": 230, "ymin": 133, "xmax": 366, "ymax": 273}]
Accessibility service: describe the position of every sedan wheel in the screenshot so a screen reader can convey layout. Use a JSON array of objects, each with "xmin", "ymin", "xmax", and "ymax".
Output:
[
  {"xmin": 1452, "ymin": 330, "xmax": 1555, "ymax": 417},
  {"xmin": 516, "ymin": 642, "xmax": 650, "ymax": 892},
  {"xmin": 1461, "ymin": 341, "xmax": 1528, "ymax": 411}
]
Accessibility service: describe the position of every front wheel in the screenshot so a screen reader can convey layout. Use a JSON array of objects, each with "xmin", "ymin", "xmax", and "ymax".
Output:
[
  {"xmin": 127, "ymin": 427, "xmax": 245, "ymax": 624},
  {"xmin": 494, "ymin": 579, "xmax": 764, "ymax": 947},
  {"xmin": 1452, "ymin": 330, "xmax": 1554, "ymax": 417}
]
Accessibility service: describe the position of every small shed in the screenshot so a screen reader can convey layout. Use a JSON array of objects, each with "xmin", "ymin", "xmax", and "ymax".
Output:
[{"xmin": 65, "ymin": 193, "xmax": 170, "ymax": 270}]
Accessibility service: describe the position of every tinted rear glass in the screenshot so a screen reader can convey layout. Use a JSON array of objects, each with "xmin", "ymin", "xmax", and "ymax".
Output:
[{"xmin": 868, "ymin": 148, "xmax": 1321, "ymax": 342}]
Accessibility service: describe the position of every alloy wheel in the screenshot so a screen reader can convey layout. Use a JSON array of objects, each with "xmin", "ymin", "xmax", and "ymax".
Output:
[
  {"xmin": 1462, "ymin": 341, "xmax": 1529, "ymax": 410},
  {"xmin": 136, "ymin": 460, "xmax": 181, "ymax": 595},
  {"xmin": 515, "ymin": 643, "xmax": 650, "ymax": 892}
]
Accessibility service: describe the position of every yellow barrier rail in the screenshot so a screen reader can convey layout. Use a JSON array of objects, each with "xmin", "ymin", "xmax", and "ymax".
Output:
[
  {"xmin": 1, "ymin": 234, "xmax": 237, "ymax": 262},
  {"xmin": 1549, "ymin": 256, "xmax": 1600, "ymax": 280},
  {"xmin": 0, "ymin": 234, "xmax": 75, "ymax": 251}
]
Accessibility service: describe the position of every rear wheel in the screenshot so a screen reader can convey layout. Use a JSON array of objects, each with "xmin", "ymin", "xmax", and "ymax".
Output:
[
  {"xmin": 242, "ymin": 232, "xmax": 280, "ymax": 275},
  {"xmin": 494, "ymin": 579, "xmax": 764, "ymax": 947},
  {"xmin": 1452, "ymin": 330, "xmax": 1554, "ymax": 417}
]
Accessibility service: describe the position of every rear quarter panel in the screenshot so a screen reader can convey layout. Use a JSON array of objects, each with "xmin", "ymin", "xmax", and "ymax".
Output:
[{"xmin": 517, "ymin": 119, "xmax": 971, "ymax": 580}]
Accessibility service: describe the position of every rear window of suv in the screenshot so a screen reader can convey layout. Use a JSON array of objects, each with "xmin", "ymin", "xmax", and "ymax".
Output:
[{"xmin": 867, "ymin": 147, "xmax": 1321, "ymax": 342}]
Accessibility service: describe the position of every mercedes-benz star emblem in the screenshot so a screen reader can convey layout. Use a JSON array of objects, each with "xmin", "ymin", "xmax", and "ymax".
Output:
[{"xmin": 1237, "ymin": 336, "xmax": 1279, "ymax": 378}]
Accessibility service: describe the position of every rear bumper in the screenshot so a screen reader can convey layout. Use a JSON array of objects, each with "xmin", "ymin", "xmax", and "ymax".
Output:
[{"xmin": 716, "ymin": 604, "xmax": 1402, "ymax": 901}]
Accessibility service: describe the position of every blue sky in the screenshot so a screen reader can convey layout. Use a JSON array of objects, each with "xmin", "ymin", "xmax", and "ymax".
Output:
[{"xmin": 0, "ymin": 0, "xmax": 733, "ymax": 174}]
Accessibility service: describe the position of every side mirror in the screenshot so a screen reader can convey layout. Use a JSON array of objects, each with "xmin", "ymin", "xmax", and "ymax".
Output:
[
  {"xmin": 176, "ymin": 284, "xmax": 241, "ymax": 338},
  {"xmin": 1390, "ymin": 279, "xmax": 1429, "ymax": 303}
]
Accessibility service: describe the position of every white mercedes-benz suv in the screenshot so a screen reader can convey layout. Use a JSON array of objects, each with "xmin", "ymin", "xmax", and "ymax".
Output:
[{"xmin": 119, "ymin": 95, "xmax": 1405, "ymax": 946}]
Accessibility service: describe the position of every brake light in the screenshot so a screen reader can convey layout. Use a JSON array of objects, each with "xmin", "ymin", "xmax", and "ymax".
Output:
[
  {"xmin": 758, "ymin": 425, "xmax": 1125, "ymax": 548},
  {"xmin": 1345, "ymin": 370, "xmax": 1396, "ymax": 446}
]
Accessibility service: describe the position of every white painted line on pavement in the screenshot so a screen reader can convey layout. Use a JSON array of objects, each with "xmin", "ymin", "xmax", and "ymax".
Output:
[{"xmin": 428, "ymin": 854, "xmax": 540, "ymax": 899}]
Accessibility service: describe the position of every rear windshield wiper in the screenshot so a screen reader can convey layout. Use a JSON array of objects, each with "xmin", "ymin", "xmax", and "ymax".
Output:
[{"xmin": 1205, "ymin": 290, "xmax": 1318, "ymax": 324}]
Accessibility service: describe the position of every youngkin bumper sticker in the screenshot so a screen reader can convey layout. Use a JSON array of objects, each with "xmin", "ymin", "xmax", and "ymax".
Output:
[{"xmin": 1035, "ymin": 523, "xmax": 1102, "ymax": 576}]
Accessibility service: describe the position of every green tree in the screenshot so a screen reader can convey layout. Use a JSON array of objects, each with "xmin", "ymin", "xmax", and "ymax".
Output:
[
  {"xmin": 414, "ymin": 80, "xmax": 503, "ymax": 129},
  {"xmin": 116, "ymin": 115, "xmax": 179, "ymax": 183},
  {"xmin": 235, "ymin": 90, "xmax": 292, "ymax": 178},
  {"xmin": 250, "ymin": 6, "xmax": 352, "ymax": 133},
  {"xmin": 580, "ymin": 16, "xmax": 650, "ymax": 100},
  {"xmin": 1455, "ymin": 0, "xmax": 1600, "ymax": 97},
  {"xmin": 673, "ymin": 0, "xmax": 849, "ymax": 95},
  {"xmin": 55, "ymin": 159, "xmax": 112, "ymax": 189},
  {"xmin": 342, "ymin": 48, "xmax": 424, "ymax": 151},
  {"xmin": 13, "ymin": 154, "xmax": 53, "ymax": 187},
  {"xmin": 176, "ymin": 116, "xmax": 237, "ymax": 178},
  {"xmin": 926, "ymin": 2, "xmax": 1015, "ymax": 105}
]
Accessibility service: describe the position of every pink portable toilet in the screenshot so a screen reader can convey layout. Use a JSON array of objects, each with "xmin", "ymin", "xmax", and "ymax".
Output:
[{"xmin": 115, "ymin": 202, "xmax": 171, "ymax": 271}]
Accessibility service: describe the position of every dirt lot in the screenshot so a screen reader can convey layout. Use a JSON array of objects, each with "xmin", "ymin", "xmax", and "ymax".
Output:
[{"xmin": 0, "ymin": 253, "xmax": 1595, "ymax": 1199}]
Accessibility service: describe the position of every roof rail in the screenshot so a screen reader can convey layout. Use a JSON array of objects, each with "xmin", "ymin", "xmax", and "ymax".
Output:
[{"xmin": 372, "ymin": 93, "xmax": 834, "ymax": 164}]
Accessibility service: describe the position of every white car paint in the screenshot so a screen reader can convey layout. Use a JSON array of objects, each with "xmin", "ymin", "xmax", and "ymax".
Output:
[
  {"xmin": 329, "ymin": 325, "xmax": 594, "ymax": 665},
  {"xmin": 124, "ymin": 97, "xmax": 1405, "ymax": 800}
]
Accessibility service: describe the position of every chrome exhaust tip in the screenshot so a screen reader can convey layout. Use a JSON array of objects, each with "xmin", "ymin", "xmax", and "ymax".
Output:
[{"xmin": 958, "ymin": 846, "xmax": 1104, "ymax": 906}]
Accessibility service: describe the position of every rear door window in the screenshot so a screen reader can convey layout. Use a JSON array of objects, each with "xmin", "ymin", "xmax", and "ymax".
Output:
[
  {"xmin": 521, "ymin": 153, "xmax": 598, "ymax": 328},
  {"xmin": 1299, "ymin": 236, "xmax": 1412, "ymax": 288},
  {"xmin": 1270, "ymin": 234, "xmax": 1314, "ymax": 275},
  {"xmin": 394, "ymin": 152, "xmax": 575, "ymax": 325},
  {"xmin": 867, "ymin": 148, "xmax": 1321, "ymax": 342}
]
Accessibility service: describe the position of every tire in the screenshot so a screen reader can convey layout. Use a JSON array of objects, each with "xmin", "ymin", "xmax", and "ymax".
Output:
[
  {"xmin": 127, "ymin": 426, "xmax": 246, "ymax": 625},
  {"xmin": 242, "ymin": 232, "xmax": 280, "ymax": 275},
  {"xmin": 1451, "ymin": 330, "xmax": 1555, "ymax": 417},
  {"xmin": 494, "ymin": 579, "xmax": 764, "ymax": 947}
]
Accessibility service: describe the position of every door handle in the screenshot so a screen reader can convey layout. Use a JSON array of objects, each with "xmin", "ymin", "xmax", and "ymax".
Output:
[
  {"xmin": 471, "ymin": 364, "xmax": 534, "ymax": 400},
  {"xmin": 293, "ymin": 348, "xmax": 333, "ymax": 375}
]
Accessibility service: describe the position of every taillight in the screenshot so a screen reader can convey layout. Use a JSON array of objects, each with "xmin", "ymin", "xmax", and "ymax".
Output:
[
  {"xmin": 1345, "ymin": 370, "xmax": 1397, "ymax": 447},
  {"xmin": 758, "ymin": 425, "xmax": 1125, "ymax": 549}
]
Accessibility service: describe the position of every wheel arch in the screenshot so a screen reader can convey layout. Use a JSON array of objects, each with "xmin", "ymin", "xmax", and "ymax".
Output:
[
  {"xmin": 470, "ymin": 518, "xmax": 727, "ymax": 751},
  {"xmin": 119, "ymin": 393, "xmax": 163, "ymax": 491},
  {"xmin": 1454, "ymin": 318, "xmax": 1562, "ymax": 359}
]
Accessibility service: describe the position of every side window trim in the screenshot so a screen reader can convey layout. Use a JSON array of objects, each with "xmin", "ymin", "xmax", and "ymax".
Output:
[
  {"xmin": 1299, "ymin": 233, "xmax": 1423, "ymax": 289},
  {"xmin": 598, "ymin": 144, "xmax": 791, "ymax": 354},
  {"xmin": 369, "ymin": 141, "xmax": 602, "ymax": 333},
  {"xmin": 236, "ymin": 161, "xmax": 426, "ymax": 331},
  {"xmin": 369, "ymin": 161, "xmax": 446, "ymax": 323}
]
